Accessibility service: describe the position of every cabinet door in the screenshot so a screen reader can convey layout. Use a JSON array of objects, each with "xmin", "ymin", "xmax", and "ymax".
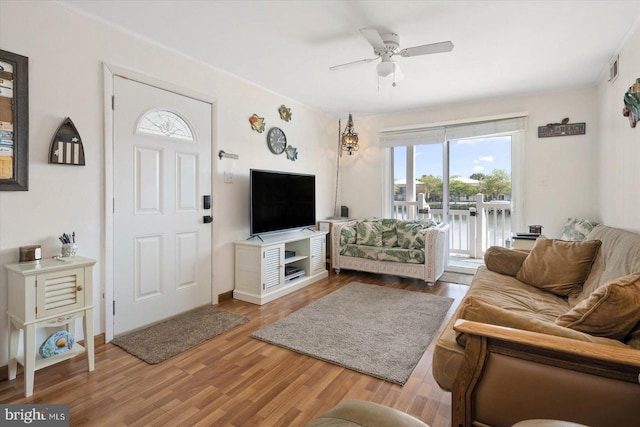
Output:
[
  {"xmin": 262, "ymin": 245, "xmax": 283, "ymax": 290},
  {"xmin": 36, "ymin": 268, "xmax": 85, "ymax": 318},
  {"xmin": 310, "ymin": 236, "xmax": 326, "ymax": 275}
]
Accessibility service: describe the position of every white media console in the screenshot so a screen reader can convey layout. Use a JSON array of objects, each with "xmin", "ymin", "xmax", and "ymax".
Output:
[{"xmin": 234, "ymin": 229, "xmax": 328, "ymax": 305}]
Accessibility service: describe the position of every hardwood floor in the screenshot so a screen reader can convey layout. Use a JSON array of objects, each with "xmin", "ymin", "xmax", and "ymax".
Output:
[{"xmin": 0, "ymin": 271, "xmax": 469, "ymax": 427}]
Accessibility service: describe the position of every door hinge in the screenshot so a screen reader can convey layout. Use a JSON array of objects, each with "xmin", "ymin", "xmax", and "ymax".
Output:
[
  {"xmin": 113, "ymin": 300, "xmax": 116, "ymax": 316},
  {"xmin": 111, "ymin": 95, "xmax": 115, "ymax": 110}
]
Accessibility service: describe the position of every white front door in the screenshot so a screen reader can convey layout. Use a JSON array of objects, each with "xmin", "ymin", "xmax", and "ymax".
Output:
[{"xmin": 113, "ymin": 76, "xmax": 212, "ymax": 335}]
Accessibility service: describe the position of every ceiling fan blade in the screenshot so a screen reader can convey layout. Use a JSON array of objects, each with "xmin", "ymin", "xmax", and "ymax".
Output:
[
  {"xmin": 359, "ymin": 28, "xmax": 386, "ymax": 50},
  {"xmin": 329, "ymin": 57, "xmax": 378, "ymax": 71},
  {"xmin": 399, "ymin": 41, "xmax": 454, "ymax": 58}
]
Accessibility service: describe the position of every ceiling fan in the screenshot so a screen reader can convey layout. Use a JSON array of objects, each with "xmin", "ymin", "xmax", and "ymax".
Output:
[{"xmin": 330, "ymin": 28, "xmax": 454, "ymax": 86}]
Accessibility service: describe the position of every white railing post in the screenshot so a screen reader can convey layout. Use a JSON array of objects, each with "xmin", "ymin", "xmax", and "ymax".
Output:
[{"xmin": 474, "ymin": 193, "xmax": 486, "ymax": 257}]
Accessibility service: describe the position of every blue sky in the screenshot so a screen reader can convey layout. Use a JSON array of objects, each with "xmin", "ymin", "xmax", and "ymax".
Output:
[{"xmin": 394, "ymin": 136, "xmax": 511, "ymax": 180}]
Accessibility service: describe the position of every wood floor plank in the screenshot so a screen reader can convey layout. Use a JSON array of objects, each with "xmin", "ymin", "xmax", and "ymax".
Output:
[{"xmin": 0, "ymin": 270, "xmax": 469, "ymax": 426}]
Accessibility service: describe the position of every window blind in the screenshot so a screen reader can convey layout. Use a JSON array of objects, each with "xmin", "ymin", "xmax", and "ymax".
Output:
[{"xmin": 380, "ymin": 115, "xmax": 527, "ymax": 147}]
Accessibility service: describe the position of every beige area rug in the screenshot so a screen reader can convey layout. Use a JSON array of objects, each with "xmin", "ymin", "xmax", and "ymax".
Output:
[
  {"xmin": 438, "ymin": 271, "xmax": 474, "ymax": 286},
  {"xmin": 251, "ymin": 282, "xmax": 453, "ymax": 385},
  {"xmin": 112, "ymin": 306, "xmax": 249, "ymax": 364}
]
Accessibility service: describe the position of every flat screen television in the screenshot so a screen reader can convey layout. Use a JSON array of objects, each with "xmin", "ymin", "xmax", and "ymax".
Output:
[{"xmin": 250, "ymin": 169, "xmax": 316, "ymax": 236}]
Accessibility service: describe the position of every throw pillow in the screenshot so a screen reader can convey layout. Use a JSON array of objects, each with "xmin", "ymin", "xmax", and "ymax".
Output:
[
  {"xmin": 396, "ymin": 222, "xmax": 427, "ymax": 249},
  {"xmin": 484, "ymin": 246, "xmax": 529, "ymax": 277},
  {"xmin": 516, "ymin": 238, "xmax": 602, "ymax": 298},
  {"xmin": 340, "ymin": 225, "xmax": 356, "ymax": 246},
  {"xmin": 355, "ymin": 221, "xmax": 383, "ymax": 247},
  {"xmin": 380, "ymin": 218, "xmax": 399, "ymax": 247},
  {"xmin": 561, "ymin": 218, "xmax": 600, "ymax": 241},
  {"xmin": 555, "ymin": 272, "xmax": 640, "ymax": 340}
]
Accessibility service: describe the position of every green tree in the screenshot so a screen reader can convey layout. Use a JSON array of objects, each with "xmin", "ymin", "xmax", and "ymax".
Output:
[
  {"xmin": 482, "ymin": 169, "xmax": 511, "ymax": 201},
  {"xmin": 419, "ymin": 174, "xmax": 443, "ymax": 202},
  {"xmin": 449, "ymin": 177, "xmax": 477, "ymax": 202}
]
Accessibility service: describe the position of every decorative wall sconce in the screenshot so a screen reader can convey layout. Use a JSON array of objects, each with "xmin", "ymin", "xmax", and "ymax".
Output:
[{"xmin": 340, "ymin": 113, "xmax": 359, "ymax": 156}]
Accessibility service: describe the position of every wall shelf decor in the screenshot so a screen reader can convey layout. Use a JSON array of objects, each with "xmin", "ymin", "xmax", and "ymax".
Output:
[
  {"xmin": 622, "ymin": 78, "xmax": 640, "ymax": 128},
  {"xmin": 249, "ymin": 114, "xmax": 265, "ymax": 133},
  {"xmin": 0, "ymin": 49, "xmax": 29, "ymax": 191},
  {"xmin": 537, "ymin": 117, "xmax": 586, "ymax": 138},
  {"xmin": 278, "ymin": 104, "xmax": 292, "ymax": 122},
  {"xmin": 49, "ymin": 117, "xmax": 86, "ymax": 165}
]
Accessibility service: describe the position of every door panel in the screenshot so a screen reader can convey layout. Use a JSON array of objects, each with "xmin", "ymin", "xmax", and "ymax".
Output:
[{"xmin": 113, "ymin": 76, "xmax": 212, "ymax": 335}]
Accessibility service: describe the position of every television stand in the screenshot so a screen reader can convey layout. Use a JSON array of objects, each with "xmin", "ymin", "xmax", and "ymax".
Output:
[{"xmin": 234, "ymin": 229, "xmax": 328, "ymax": 305}]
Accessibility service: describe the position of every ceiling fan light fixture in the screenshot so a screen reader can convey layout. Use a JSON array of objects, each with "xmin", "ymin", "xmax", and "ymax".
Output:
[{"xmin": 376, "ymin": 61, "xmax": 396, "ymax": 78}]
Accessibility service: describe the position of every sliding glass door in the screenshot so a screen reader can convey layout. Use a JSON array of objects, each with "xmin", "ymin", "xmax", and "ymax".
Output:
[{"xmin": 385, "ymin": 117, "xmax": 525, "ymax": 272}]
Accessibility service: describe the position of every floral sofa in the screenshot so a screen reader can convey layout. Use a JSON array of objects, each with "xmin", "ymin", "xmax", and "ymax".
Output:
[{"xmin": 330, "ymin": 218, "xmax": 449, "ymax": 285}]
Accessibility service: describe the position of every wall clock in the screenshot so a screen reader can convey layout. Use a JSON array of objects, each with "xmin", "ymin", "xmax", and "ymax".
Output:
[{"xmin": 267, "ymin": 127, "xmax": 287, "ymax": 154}]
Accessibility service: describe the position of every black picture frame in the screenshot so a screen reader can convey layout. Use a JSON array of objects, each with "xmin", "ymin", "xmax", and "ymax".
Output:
[{"xmin": 0, "ymin": 49, "xmax": 28, "ymax": 191}]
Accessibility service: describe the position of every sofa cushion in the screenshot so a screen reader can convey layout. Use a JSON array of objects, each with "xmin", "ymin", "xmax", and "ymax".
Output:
[
  {"xmin": 561, "ymin": 217, "xmax": 600, "ymax": 241},
  {"xmin": 455, "ymin": 296, "xmax": 630, "ymax": 347},
  {"xmin": 378, "ymin": 248, "xmax": 425, "ymax": 264},
  {"xmin": 555, "ymin": 272, "xmax": 640, "ymax": 340},
  {"xmin": 516, "ymin": 239, "xmax": 601, "ymax": 298},
  {"xmin": 340, "ymin": 225, "xmax": 357, "ymax": 246},
  {"xmin": 484, "ymin": 246, "xmax": 529, "ymax": 277},
  {"xmin": 573, "ymin": 225, "xmax": 640, "ymax": 305},
  {"xmin": 380, "ymin": 218, "xmax": 399, "ymax": 247},
  {"xmin": 340, "ymin": 244, "xmax": 380, "ymax": 260},
  {"xmin": 355, "ymin": 221, "xmax": 383, "ymax": 246}
]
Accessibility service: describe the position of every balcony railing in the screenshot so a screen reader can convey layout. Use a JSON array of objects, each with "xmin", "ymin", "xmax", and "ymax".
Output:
[{"xmin": 393, "ymin": 193, "xmax": 511, "ymax": 258}]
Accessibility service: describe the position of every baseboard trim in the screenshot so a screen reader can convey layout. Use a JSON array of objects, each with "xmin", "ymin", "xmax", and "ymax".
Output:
[{"xmin": 0, "ymin": 333, "xmax": 106, "ymax": 381}]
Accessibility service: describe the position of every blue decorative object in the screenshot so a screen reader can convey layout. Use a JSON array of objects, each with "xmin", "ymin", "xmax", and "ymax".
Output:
[
  {"xmin": 39, "ymin": 330, "xmax": 74, "ymax": 358},
  {"xmin": 285, "ymin": 145, "xmax": 298, "ymax": 161}
]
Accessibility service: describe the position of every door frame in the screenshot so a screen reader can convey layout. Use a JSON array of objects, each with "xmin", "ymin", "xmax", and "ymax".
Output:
[{"xmin": 103, "ymin": 63, "xmax": 218, "ymax": 342}]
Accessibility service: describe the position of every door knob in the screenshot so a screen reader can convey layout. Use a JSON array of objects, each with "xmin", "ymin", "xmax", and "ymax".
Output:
[{"xmin": 203, "ymin": 215, "xmax": 213, "ymax": 223}]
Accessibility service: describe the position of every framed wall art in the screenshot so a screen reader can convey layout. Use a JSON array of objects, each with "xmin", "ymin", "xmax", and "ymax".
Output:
[{"xmin": 0, "ymin": 49, "xmax": 29, "ymax": 191}]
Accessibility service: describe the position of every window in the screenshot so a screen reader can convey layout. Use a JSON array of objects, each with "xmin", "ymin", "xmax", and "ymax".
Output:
[
  {"xmin": 136, "ymin": 109, "xmax": 195, "ymax": 141},
  {"xmin": 381, "ymin": 114, "xmax": 527, "ymax": 270}
]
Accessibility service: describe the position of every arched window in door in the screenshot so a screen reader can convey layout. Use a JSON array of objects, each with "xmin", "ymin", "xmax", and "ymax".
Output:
[{"xmin": 136, "ymin": 109, "xmax": 195, "ymax": 141}]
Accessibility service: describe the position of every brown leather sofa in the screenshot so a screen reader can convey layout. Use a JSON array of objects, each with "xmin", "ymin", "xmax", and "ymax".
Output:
[{"xmin": 432, "ymin": 225, "xmax": 640, "ymax": 427}]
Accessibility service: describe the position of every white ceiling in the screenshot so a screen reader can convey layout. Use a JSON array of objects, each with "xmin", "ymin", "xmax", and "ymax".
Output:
[{"xmin": 58, "ymin": 0, "xmax": 640, "ymax": 118}]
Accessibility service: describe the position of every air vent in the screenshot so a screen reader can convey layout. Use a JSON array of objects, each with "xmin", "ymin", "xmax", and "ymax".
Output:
[{"xmin": 609, "ymin": 55, "xmax": 619, "ymax": 83}]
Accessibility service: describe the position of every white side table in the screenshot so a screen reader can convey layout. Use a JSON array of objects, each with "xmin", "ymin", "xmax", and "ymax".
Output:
[
  {"xmin": 512, "ymin": 235, "xmax": 545, "ymax": 250},
  {"xmin": 5, "ymin": 256, "xmax": 96, "ymax": 397}
]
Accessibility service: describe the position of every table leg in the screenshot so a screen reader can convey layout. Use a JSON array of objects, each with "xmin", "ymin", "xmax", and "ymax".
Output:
[
  {"xmin": 84, "ymin": 308, "xmax": 95, "ymax": 371},
  {"xmin": 8, "ymin": 317, "xmax": 19, "ymax": 380},
  {"xmin": 24, "ymin": 323, "xmax": 36, "ymax": 397}
]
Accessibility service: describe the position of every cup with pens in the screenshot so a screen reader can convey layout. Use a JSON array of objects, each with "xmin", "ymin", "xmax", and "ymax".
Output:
[{"xmin": 59, "ymin": 232, "xmax": 78, "ymax": 257}]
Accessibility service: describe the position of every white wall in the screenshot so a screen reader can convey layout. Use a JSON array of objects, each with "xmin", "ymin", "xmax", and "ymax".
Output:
[
  {"xmin": 341, "ymin": 87, "xmax": 600, "ymax": 238},
  {"xmin": 597, "ymin": 19, "xmax": 640, "ymax": 230},
  {"xmin": 0, "ymin": 1, "xmax": 335, "ymax": 365}
]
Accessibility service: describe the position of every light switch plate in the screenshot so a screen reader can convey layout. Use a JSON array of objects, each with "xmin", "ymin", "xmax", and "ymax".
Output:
[{"xmin": 224, "ymin": 172, "xmax": 233, "ymax": 183}]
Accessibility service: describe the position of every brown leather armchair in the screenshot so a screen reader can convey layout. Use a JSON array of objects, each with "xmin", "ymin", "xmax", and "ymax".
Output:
[{"xmin": 452, "ymin": 320, "xmax": 640, "ymax": 427}]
